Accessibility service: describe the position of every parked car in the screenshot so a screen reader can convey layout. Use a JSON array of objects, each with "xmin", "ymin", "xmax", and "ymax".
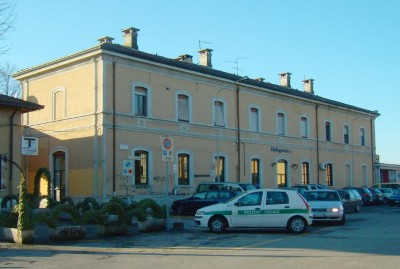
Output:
[
  {"xmin": 388, "ymin": 189, "xmax": 400, "ymax": 207},
  {"xmin": 291, "ymin": 184, "xmax": 329, "ymax": 190},
  {"xmin": 336, "ymin": 189, "xmax": 363, "ymax": 213},
  {"xmin": 302, "ymin": 190, "xmax": 345, "ymax": 225},
  {"xmin": 343, "ymin": 187, "xmax": 373, "ymax": 205},
  {"xmin": 171, "ymin": 190, "xmax": 237, "ymax": 215},
  {"xmin": 195, "ymin": 189, "xmax": 312, "ymax": 234},
  {"xmin": 370, "ymin": 183, "xmax": 400, "ymax": 190},
  {"xmin": 379, "ymin": 188, "xmax": 394, "ymax": 203},
  {"xmin": 195, "ymin": 182, "xmax": 256, "ymax": 193},
  {"xmin": 368, "ymin": 188, "xmax": 384, "ymax": 205}
]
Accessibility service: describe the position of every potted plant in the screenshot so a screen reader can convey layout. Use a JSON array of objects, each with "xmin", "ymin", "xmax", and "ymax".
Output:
[
  {"xmin": 44, "ymin": 203, "xmax": 85, "ymax": 241},
  {"xmin": 3, "ymin": 176, "xmax": 35, "ymax": 244}
]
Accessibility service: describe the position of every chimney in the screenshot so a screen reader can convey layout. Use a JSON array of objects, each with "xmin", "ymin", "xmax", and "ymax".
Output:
[
  {"xmin": 303, "ymin": 79, "xmax": 315, "ymax": 94},
  {"xmin": 279, "ymin": 72, "xmax": 291, "ymax": 87},
  {"xmin": 255, "ymin": 77, "xmax": 265, "ymax": 82},
  {"xmin": 198, "ymin": 48, "xmax": 213, "ymax": 68},
  {"xmin": 176, "ymin": 54, "xmax": 193, "ymax": 63},
  {"xmin": 122, "ymin": 27, "xmax": 140, "ymax": 49},
  {"xmin": 98, "ymin": 36, "xmax": 114, "ymax": 44}
]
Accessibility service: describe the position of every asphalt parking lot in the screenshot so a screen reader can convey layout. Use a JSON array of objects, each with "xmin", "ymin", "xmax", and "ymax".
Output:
[{"xmin": 1, "ymin": 205, "xmax": 400, "ymax": 269}]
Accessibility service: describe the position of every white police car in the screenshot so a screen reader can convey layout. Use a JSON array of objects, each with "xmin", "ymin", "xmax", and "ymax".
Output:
[{"xmin": 195, "ymin": 189, "xmax": 313, "ymax": 233}]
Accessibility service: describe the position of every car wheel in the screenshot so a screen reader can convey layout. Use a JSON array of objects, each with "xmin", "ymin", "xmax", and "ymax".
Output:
[
  {"xmin": 354, "ymin": 205, "xmax": 360, "ymax": 213},
  {"xmin": 287, "ymin": 216, "xmax": 307, "ymax": 234},
  {"xmin": 383, "ymin": 197, "xmax": 389, "ymax": 204},
  {"xmin": 208, "ymin": 216, "xmax": 227, "ymax": 233}
]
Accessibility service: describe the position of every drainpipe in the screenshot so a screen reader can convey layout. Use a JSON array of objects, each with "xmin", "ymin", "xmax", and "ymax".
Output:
[
  {"xmin": 112, "ymin": 62, "xmax": 116, "ymax": 196},
  {"xmin": 236, "ymin": 84, "xmax": 241, "ymax": 182},
  {"xmin": 9, "ymin": 108, "xmax": 18, "ymax": 194},
  {"xmin": 315, "ymin": 105, "xmax": 320, "ymax": 184}
]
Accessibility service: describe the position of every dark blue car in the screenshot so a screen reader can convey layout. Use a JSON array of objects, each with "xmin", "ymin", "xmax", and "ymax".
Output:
[
  {"xmin": 171, "ymin": 190, "xmax": 238, "ymax": 215},
  {"xmin": 388, "ymin": 189, "xmax": 400, "ymax": 207}
]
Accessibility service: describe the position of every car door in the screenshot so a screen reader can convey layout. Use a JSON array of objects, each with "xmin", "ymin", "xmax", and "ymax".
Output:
[
  {"xmin": 230, "ymin": 191, "xmax": 264, "ymax": 227},
  {"xmin": 263, "ymin": 190, "xmax": 291, "ymax": 227}
]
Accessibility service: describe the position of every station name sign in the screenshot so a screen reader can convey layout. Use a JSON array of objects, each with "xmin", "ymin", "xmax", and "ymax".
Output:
[{"xmin": 270, "ymin": 146, "xmax": 292, "ymax": 154}]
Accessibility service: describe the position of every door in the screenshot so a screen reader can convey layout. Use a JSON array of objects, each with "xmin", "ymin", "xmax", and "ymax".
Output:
[
  {"xmin": 53, "ymin": 151, "xmax": 65, "ymax": 201},
  {"xmin": 263, "ymin": 191, "xmax": 291, "ymax": 227},
  {"xmin": 231, "ymin": 191, "xmax": 264, "ymax": 227}
]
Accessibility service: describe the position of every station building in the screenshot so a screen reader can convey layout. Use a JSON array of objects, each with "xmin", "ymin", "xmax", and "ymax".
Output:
[{"xmin": 13, "ymin": 27, "xmax": 380, "ymax": 201}]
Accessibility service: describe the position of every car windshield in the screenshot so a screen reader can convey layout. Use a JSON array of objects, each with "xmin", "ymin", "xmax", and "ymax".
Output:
[
  {"xmin": 303, "ymin": 191, "xmax": 340, "ymax": 202},
  {"xmin": 239, "ymin": 184, "xmax": 256, "ymax": 191}
]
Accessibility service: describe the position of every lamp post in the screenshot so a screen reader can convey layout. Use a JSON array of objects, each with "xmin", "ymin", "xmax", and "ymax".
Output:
[{"xmin": 215, "ymin": 76, "xmax": 248, "ymax": 182}]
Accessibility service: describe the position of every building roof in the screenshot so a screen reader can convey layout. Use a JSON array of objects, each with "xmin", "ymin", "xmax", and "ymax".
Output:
[
  {"xmin": 0, "ymin": 94, "xmax": 44, "ymax": 113},
  {"xmin": 13, "ymin": 42, "xmax": 379, "ymax": 117}
]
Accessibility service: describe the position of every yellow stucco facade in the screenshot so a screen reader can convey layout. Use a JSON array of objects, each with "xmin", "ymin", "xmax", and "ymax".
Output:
[{"xmin": 13, "ymin": 29, "xmax": 380, "ymax": 201}]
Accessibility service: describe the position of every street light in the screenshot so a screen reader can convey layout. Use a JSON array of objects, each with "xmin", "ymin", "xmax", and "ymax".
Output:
[{"xmin": 215, "ymin": 76, "xmax": 248, "ymax": 182}]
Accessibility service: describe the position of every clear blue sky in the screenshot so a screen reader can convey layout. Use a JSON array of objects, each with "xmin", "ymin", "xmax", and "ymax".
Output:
[{"xmin": 3, "ymin": 0, "xmax": 399, "ymax": 164}]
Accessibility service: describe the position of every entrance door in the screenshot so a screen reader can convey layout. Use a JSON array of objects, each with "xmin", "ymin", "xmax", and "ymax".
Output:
[{"xmin": 53, "ymin": 151, "xmax": 65, "ymax": 201}]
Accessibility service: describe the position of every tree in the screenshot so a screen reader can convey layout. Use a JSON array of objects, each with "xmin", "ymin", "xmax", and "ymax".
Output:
[
  {"xmin": 0, "ymin": 62, "xmax": 20, "ymax": 97},
  {"xmin": 0, "ymin": 0, "xmax": 16, "ymax": 55},
  {"xmin": 0, "ymin": 1, "xmax": 19, "ymax": 97}
]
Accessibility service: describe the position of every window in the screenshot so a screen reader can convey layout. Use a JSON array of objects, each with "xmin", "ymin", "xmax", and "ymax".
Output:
[
  {"xmin": 277, "ymin": 160, "xmax": 287, "ymax": 187},
  {"xmin": 325, "ymin": 122, "xmax": 331, "ymax": 141},
  {"xmin": 215, "ymin": 156, "xmax": 225, "ymax": 182},
  {"xmin": 134, "ymin": 150, "xmax": 149, "ymax": 185},
  {"xmin": 343, "ymin": 125, "xmax": 349, "ymax": 144},
  {"xmin": 362, "ymin": 165, "xmax": 367, "ymax": 186},
  {"xmin": 237, "ymin": 192, "xmax": 263, "ymax": 206},
  {"xmin": 266, "ymin": 191, "xmax": 289, "ymax": 205},
  {"xmin": 251, "ymin": 158, "xmax": 260, "ymax": 188},
  {"xmin": 250, "ymin": 107, "xmax": 259, "ymax": 132},
  {"xmin": 326, "ymin": 163, "xmax": 333, "ymax": 186},
  {"xmin": 177, "ymin": 94, "xmax": 189, "ymax": 122},
  {"xmin": 277, "ymin": 112, "xmax": 286, "ymax": 135},
  {"xmin": 214, "ymin": 101, "xmax": 225, "ymax": 127},
  {"xmin": 134, "ymin": 87, "xmax": 147, "ymax": 116},
  {"xmin": 345, "ymin": 164, "xmax": 351, "ymax": 186},
  {"xmin": 53, "ymin": 89, "xmax": 65, "ymax": 120},
  {"xmin": 178, "ymin": 153, "xmax": 190, "ymax": 185},
  {"xmin": 300, "ymin": 117, "xmax": 308, "ymax": 138},
  {"xmin": 301, "ymin": 162, "xmax": 310, "ymax": 185},
  {"xmin": 360, "ymin": 128, "xmax": 365, "ymax": 146}
]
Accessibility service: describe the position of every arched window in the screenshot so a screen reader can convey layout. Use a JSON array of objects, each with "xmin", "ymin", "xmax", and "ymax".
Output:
[
  {"xmin": 178, "ymin": 153, "xmax": 190, "ymax": 185},
  {"xmin": 52, "ymin": 88, "xmax": 65, "ymax": 121},
  {"xmin": 134, "ymin": 87, "xmax": 148, "ymax": 116},
  {"xmin": 215, "ymin": 155, "xmax": 226, "ymax": 182},
  {"xmin": 177, "ymin": 94, "xmax": 190, "ymax": 122},
  {"xmin": 325, "ymin": 121, "xmax": 332, "ymax": 142},
  {"xmin": 276, "ymin": 112, "xmax": 286, "ymax": 135},
  {"xmin": 301, "ymin": 162, "xmax": 310, "ymax": 184},
  {"xmin": 277, "ymin": 160, "xmax": 287, "ymax": 187},
  {"xmin": 251, "ymin": 158, "xmax": 260, "ymax": 187},
  {"xmin": 326, "ymin": 163, "xmax": 334, "ymax": 186},
  {"xmin": 214, "ymin": 100, "xmax": 225, "ymax": 127},
  {"xmin": 134, "ymin": 150, "xmax": 149, "ymax": 185}
]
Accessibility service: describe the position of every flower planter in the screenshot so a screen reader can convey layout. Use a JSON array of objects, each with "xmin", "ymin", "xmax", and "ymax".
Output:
[
  {"xmin": 137, "ymin": 218, "xmax": 166, "ymax": 232},
  {"xmin": 3, "ymin": 228, "xmax": 34, "ymax": 244},
  {"xmin": 96, "ymin": 223, "xmax": 128, "ymax": 237},
  {"xmin": 50, "ymin": 225, "xmax": 86, "ymax": 241}
]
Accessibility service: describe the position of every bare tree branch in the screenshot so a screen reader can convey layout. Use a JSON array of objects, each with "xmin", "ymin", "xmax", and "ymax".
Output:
[{"xmin": 0, "ymin": 62, "xmax": 21, "ymax": 97}]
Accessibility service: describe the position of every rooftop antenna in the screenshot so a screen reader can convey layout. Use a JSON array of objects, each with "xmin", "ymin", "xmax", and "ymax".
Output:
[
  {"xmin": 199, "ymin": 40, "xmax": 212, "ymax": 50},
  {"xmin": 225, "ymin": 57, "xmax": 247, "ymax": 75}
]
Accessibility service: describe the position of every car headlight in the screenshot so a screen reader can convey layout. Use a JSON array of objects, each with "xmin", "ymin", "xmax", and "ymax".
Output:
[
  {"xmin": 331, "ymin": 208, "xmax": 340, "ymax": 213},
  {"xmin": 196, "ymin": 211, "xmax": 205, "ymax": 216}
]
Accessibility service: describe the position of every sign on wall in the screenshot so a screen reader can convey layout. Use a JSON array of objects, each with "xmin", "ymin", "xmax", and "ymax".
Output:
[
  {"xmin": 122, "ymin": 159, "xmax": 134, "ymax": 176},
  {"xmin": 21, "ymin": 136, "xmax": 38, "ymax": 155}
]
